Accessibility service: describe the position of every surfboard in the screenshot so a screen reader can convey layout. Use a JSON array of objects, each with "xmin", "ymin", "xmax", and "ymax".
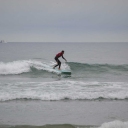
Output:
[
  {"xmin": 53, "ymin": 68, "xmax": 71, "ymax": 75},
  {"xmin": 47, "ymin": 66, "xmax": 71, "ymax": 75},
  {"xmin": 59, "ymin": 69, "xmax": 71, "ymax": 75}
]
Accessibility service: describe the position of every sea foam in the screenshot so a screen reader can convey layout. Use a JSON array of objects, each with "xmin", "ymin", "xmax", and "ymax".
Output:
[
  {"xmin": 0, "ymin": 60, "xmax": 31, "ymax": 75},
  {"xmin": 0, "ymin": 60, "xmax": 70, "ymax": 75},
  {"xmin": 99, "ymin": 120, "xmax": 128, "ymax": 128},
  {"xmin": 0, "ymin": 81, "xmax": 128, "ymax": 101}
]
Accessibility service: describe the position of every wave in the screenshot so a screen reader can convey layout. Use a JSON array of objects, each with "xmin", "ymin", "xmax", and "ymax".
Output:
[
  {"xmin": 0, "ymin": 81, "xmax": 128, "ymax": 102},
  {"xmin": 0, "ymin": 60, "xmax": 128, "ymax": 75},
  {"xmin": 1, "ymin": 120, "xmax": 128, "ymax": 128},
  {"xmin": 0, "ymin": 60, "xmax": 70, "ymax": 75},
  {"xmin": 99, "ymin": 120, "xmax": 128, "ymax": 128},
  {"xmin": 0, "ymin": 124, "xmax": 78, "ymax": 128},
  {"xmin": 68, "ymin": 62, "xmax": 128, "ymax": 73}
]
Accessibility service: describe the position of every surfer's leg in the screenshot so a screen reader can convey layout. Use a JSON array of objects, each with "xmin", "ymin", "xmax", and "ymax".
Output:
[
  {"xmin": 58, "ymin": 60, "xmax": 61, "ymax": 69},
  {"xmin": 53, "ymin": 64, "xmax": 58, "ymax": 69},
  {"xmin": 53, "ymin": 57, "xmax": 59, "ymax": 69}
]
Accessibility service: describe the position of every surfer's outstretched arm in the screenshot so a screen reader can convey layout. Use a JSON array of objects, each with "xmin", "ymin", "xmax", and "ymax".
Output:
[{"xmin": 62, "ymin": 55, "xmax": 67, "ymax": 62}]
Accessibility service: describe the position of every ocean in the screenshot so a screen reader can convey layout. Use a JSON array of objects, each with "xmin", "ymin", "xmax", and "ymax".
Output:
[{"xmin": 0, "ymin": 42, "xmax": 128, "ymax": 128}]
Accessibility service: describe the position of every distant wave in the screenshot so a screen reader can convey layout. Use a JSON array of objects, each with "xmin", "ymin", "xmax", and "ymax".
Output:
[
  {"xmin": 0, "ymin": 124, "xmax": 77, "ymax": 128},
  {"xmin": 0, "ymin": 81, "xmax": 128, "ymax": 102},
  {"xmin": 99, "ymin": 120, "xmax": 128, "ymax": 128},
  {"xmin": 1, "ymin": 120, "xmax": 128, "ymax": 128},
  {"xmin": 0, "ymin": 60, "xmax": 128, "ymax": 75}
]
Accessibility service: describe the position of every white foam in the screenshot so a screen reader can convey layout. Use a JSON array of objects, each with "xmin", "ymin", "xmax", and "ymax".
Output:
[
  {"xmin": 0, "ymin": 60, "xmax": 71, "ymax": 75},
  {"xmin": 0, "ymin": 81, "xmax": 128, "ymax": 101},
  {"xmin": 0, "ymin": 60, "xmax": 31, "ymax": 75},
  {"xmin": 99, "ymin": 120, "xmax": 128, "ymax": 128}
]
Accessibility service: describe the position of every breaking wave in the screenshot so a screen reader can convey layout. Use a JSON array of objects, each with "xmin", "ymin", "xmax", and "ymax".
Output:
[
  {"xmin": 0, "ymin": 60, "xmax": 128, "ymax": 75},
  {"xmin": 98, "ymin": 120, "xmax": 128, "ymax": 128},
  {"xmin": 0, "ymin": 81, "xmax": 128, "ymax": 102},
  {"xmin": 0, "ymin": 60, "xmax": 70, "ymax": 75},
  {"xmin": 0, "ymin": 120, "xmax": 128, "ymax": 128}
]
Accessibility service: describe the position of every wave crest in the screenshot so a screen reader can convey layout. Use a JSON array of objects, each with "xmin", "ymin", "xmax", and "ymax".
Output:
[
  {"xmin": 0, "ymin": 60, "xmax": 70, "ymax": 75},
  {"xmin": 0, "ymin": 60, "xmax": 128, "ymax": 76},
  {"xmin": 0, "ymin": 60, "xmax": 31, "ymax": 75},
  {"xmin": 68, "ymin": 62, "xmax": 128, "ymax": 72},
  {"xmin": 99, "ymin": 120, "xmax": 128, "ymax": 128}
]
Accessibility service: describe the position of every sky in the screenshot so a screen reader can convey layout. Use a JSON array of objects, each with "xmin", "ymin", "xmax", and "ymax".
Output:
[{"xmin": 0, "ymin": 0, "xmax": 128, "ymax": 42}]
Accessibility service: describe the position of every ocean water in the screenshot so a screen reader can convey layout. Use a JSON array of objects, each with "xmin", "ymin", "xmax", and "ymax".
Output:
[{"xmin": 0, "ymin": 42, "xmax": 128, "ymax": 128}]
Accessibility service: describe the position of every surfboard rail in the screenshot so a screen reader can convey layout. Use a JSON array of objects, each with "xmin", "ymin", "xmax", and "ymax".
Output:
[{"xmin": 60, "ymin": 70, "xmax": 71, "ymax": 75}]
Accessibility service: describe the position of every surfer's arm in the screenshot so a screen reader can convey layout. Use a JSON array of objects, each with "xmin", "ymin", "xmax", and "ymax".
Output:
[{"xmin": 62, "ymin": 55, "xmax": 67, "ymax": 62}]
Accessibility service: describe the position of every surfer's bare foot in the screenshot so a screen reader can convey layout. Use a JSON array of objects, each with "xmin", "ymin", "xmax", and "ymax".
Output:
[{"xmin": 58, "ymin": 68, "xmax": 60, "ymax": 70}]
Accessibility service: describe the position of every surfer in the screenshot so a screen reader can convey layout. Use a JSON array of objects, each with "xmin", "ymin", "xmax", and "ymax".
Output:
[{"xmin": 53, "ymin": 50, "xmax": 67, "ymax": 70}]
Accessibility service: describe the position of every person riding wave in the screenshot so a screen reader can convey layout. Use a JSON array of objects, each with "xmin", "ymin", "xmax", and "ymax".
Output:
[{"xmin": 53, "ymin": 50, "xmax": 67, "ymax": 70}]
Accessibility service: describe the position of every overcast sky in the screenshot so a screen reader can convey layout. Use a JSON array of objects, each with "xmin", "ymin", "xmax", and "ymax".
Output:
[{"xmin": 0, "ymin": 0, "xmax": 128, "ymax": 42}]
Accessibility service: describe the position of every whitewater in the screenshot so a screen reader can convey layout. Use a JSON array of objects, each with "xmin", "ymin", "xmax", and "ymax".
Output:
[{"xmin": 0, "ymin": 59, "xmax": 128, "ymax": 101}]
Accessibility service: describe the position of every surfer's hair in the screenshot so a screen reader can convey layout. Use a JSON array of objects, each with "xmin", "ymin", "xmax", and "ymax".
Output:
[{"xmin": 62, "ymin": 50, "xmax": 64, "ymax": 52}]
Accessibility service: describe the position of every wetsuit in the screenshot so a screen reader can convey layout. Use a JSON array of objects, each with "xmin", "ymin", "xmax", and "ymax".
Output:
[{"xmin": 54, "ymin": 52, "xmax": 64, "ymax": 69}]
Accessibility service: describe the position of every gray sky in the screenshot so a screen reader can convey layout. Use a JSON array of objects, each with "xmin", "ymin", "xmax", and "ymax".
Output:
[{"xmin": 0, "ymin": 0, "xmax": 128, "ymax": 42}]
